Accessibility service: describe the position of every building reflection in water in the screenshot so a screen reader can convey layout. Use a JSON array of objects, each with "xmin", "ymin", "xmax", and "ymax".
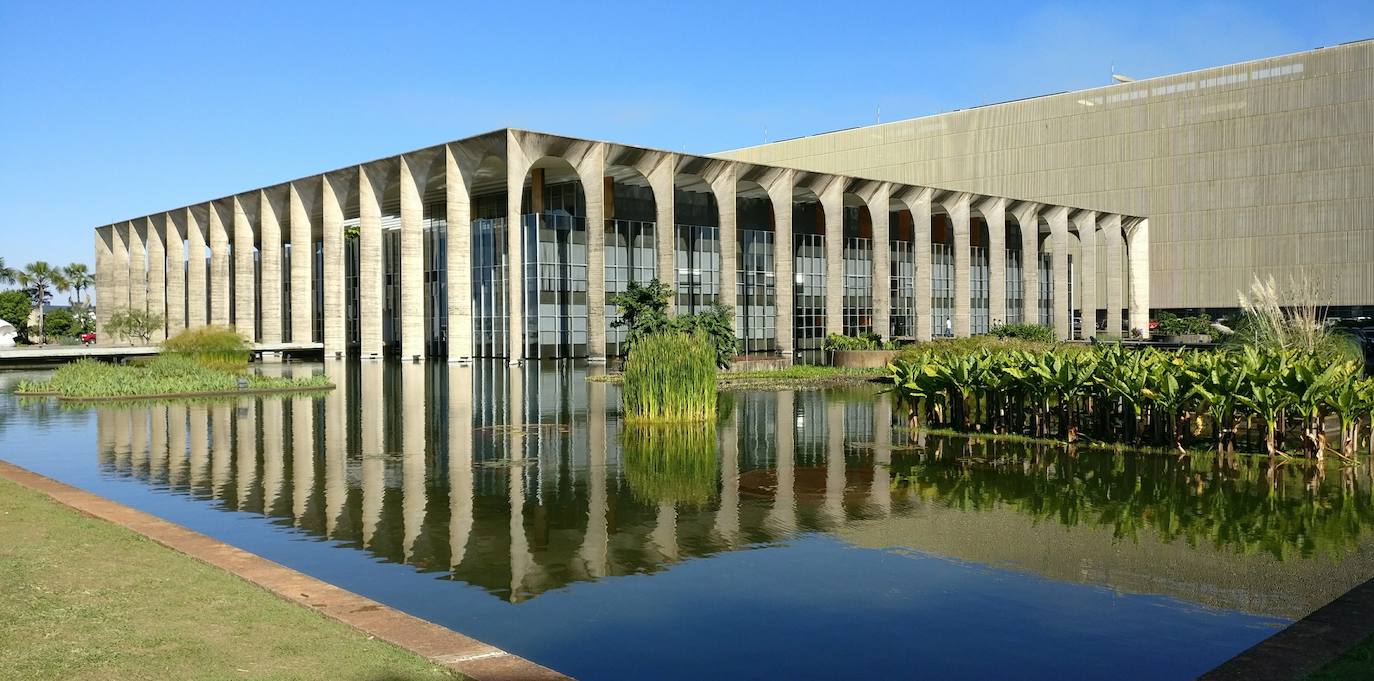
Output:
[{"xmin": 91, "ymin": 360, "xmax": 1374, "ymax": 617}]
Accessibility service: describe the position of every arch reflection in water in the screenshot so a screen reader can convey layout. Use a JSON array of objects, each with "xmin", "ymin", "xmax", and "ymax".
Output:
[{"xmin": 90, "ymin": 359, "xmax": 1374, "ymax": 618}]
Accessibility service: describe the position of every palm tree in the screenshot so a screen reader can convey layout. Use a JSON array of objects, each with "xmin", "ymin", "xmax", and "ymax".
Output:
[
  {"xmin": 63, "ymin": 263, "xmax": 93, "ymax": 307},
  {"xmin": 17, "ymin": 261, "xmax": 70, "ymax": 344},
  {"xmin": 0, "ymin": 256, "xmax": 16, "ymax": 286}
]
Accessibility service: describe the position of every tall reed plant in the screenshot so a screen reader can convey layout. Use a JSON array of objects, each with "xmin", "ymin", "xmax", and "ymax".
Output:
[
  {"xmin": 621, "ymin": 423, "xmax": 719, "ymax": 505},
  {"xmin": 622, "ymin": 331, "xmax": 718, "ymax": 422},
  {"xmin": 162, "ymin": 326, "xmax": 250, "ymax": 371}
]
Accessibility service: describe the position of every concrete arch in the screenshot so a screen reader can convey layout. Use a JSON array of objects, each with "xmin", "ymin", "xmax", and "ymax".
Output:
[
  {"xmin": 518, "ymin": 154, "xmax": 590, "ymax": 359},
  {"xmin": 673, "ymin": 170, "xmax": 721, "ymax": 315},
  {"xmin": 602, "ymin": 161, "xmax": 658, "ymax": 357}
]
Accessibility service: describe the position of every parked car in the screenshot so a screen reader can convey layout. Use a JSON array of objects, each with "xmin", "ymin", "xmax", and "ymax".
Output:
[{"xmin": 80, "ymin": 332, "xmax": 96, "ymax": 346}]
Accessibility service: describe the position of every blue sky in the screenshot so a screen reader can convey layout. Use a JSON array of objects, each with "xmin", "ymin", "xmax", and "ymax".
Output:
[{"xmin": 1, "ymin": 0, "xmax": 1370, "ymax": 270}]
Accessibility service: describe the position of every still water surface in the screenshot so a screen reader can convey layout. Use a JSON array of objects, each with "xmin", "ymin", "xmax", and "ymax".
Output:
[{"xmin": 4, "ymin": 360, "xmax": 1374, "ymax": 679}]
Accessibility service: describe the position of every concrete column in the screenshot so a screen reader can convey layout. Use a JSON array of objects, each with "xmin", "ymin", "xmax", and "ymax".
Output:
[
  {"xmin": 186, "ymin": 208, "xmax": 208, "ymax": 328},
  {"xmin": 358, "ymin": 166, "xmax": 385, "ymax": 360},
  {"xmin": 145, "ymin": 217, "xmax": 166, "ymax": 342},
  {"xmin": 505, "ymin": 139, "xmax": 527, "ymax": 363},
  {"xmin": 824, "ymin": 402, "xmax": 845, "ymax": 526},
  {"xmin": 767, "ymin": 170, "xmax": 795, "ymax": 356},
  {"xmin": 909, "ymin": 189, "xmax": 933, "ymax": 341},
  {"xmin": 94, "ymin": 227, "xmax": 114, "ymax": 343},
  {"xmin": 1047, "ymin": 205, "xmax": 1071, "ymax": 340},
  {"xmin": 235, "ymin": 399, "xmax": 257, "ymax": 512},
  {"xmin": 324, "ymin": 360, "xmax": 347, "ymax": 536},
  {"xmin": 289, "ymin": 179, "xmax": 318, "ymax": 346},
  {"xmin": 110, "ymin": 223, "xmax": 130, "ymax": 324},
  {"xmin": 128, "ymin": 220, "xmax": 147, "ymax": 315},
  {"xmin": 870, "ymin": 185, "xmax": 891, "ymax": 338},
  {"xmin": 211, "ymin": 403, "xmax": 231, "ymax": 499},
  {"xmin": 232, "ymin": 196, "xmax": 257, "ymax": 340},
  {"xmin": 208, "ymin": 201, "xmax": 232, "ymax": 326},
  {"xmin": 871, "ymin": 397, "xmax": 892, "ymax": 516},
  {"xmin": 821, "ymin": 180, "xmax": 843, "ymax": 337},
  {"xmin": 581, "ymin": 145, "xmax": 607, "ymax": 360},
  {"xmin": 712, "ymin": 166, "xmax": 739, "ymax": 335},
  {"xmin": 360, "ymin": 361, "xmax": 384, "ymax": 544},
  {"xmin": 291, "ymin": 395, "xmax": 315, "ymax": 525},
  {"xmin": 1127, "ymin": 218, "xmax": 1151, "ymax": 339},
  {"xmin": 259, "ymin": 189, "xmax": 284, "ymax": 345},
  {"xmin": 401, "ymin": 362, "xmax": 425, "ymax": 560},
  {"xmin": 1103, "ymin": 214, "xmax": 1124, "ymax": 336},
  {"xmin": 1012, "ymin": 203, "xmax": 1040, "ymax": 327},
  {"xmin": 579, "ymin": 379, "xmax": 608, "ymax": 577},
  {"xmin": 188, "ymin": 406, "xmax": 208, "ymax": 492},
  {"xmin": 980, "ymin": 197, "xmax": 1007, "ymax": 327},
  {"xmin": 399, "ymin": 155, "xmax": 426, "ymax": 361},
  {"xmin": 949, "ymin": 193, "xmax": 972, "ymax": 338},
  {"xmin": 507, "ymin": 364, "xmax": 530, "ymax": 599},
  {"xmin": 448, "ymin": 364, "xmax": 475, "ymax": 569},
  {"xmin": 714, "ymin": 410, "xmax": 740, "ymax": 546},
  {"xmin": 164, "ymin": 213, "xmax": 186, "ymax": 335},
  {"xmin": 768, "ymin": 390, "xmax": 797, "ymax": 535},
  {"xmin": 261, "ymin": 397, "xmax": 285, "ymax": 514},
  {"xmin": 445, "ymin": 146, "xmax": 473, "ymax": 362},
  {"xmin": 167, "ymin": 404, "xmax": 188, "ymax": 488},
  {"xmin": 322, "ymin": 173, "xmax": 347, "ymax": 357},
  {"xmin": 650, "ymin": 154, "xmax": 676, "ymax": 305},
  {"xmin": 1074, "ymin": 211, "xmax": 1099, "ymax": 339}
]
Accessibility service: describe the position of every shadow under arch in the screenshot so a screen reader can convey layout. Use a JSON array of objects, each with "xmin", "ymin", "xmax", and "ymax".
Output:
[
  {"xmin": 519, "ymin": 155, "xmax": 587, "ymax": 359},
  {"xmin": 841, "ymin": 191, "xmax": 876, "ymax": 337},
  {"xmin": 673, "ymin": 171, "xmax": 721, "ymax": 315},
  {"xmin": 603, "ymin": 162, "xmax": 658, "ymax": 357},
  {"xmin": 791, "ymin": 184, "xmax": 826, "ymax": 357},
  {"xmin": 736, "ymin": 179, "xmax": 778, "ymax": 354}
]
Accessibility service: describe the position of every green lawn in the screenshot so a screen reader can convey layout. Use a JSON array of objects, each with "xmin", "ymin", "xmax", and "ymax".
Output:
[
  {"xmin": 0, "ymin": 476, "xmax": 458, "ymax": 681},
  {"xmin": 1307, "ymin": 633, "xmax": 1374, "ymax": 680}
]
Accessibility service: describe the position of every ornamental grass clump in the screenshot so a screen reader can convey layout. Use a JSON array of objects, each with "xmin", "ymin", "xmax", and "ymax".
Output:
[
  {"xmin": 622, "ymin": 331, "xmax": 718, "ymax": 422},
  {"xmin": 621, "ymin": 423, "xmax": 719, "ymax": 506},
  {"xmin": 162, "ymin": 326, "xmax": 250, "ymax": 372}
]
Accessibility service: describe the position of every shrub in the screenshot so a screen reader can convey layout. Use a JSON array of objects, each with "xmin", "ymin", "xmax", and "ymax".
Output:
[
  {"xmin": 673, "ymin": 303, "xmax": 741, "ymax": 368},
  {"xmin": 43, "ymin": 308, "xmax": 77, "ymax": 338},
  {"xmin": 822, "ymin": 332, "xmax": 897, "ymax": 352},
  {"xmin": 988, "ymin": 323, "xmax": 1056, "ymax": 343},
  {"xmin": 1156, "ymin": 311, "xmax": 1214, "ymax": 336},
  {"xmin": 14, "ymin": 355, "xmax": 330, "ymax": 399},
  {"xmin": 622, "ymin": 331, "xmax": 718, "ymax": 422},
  {"xmin": 107, "ymin": 308, "xmax": 166, "ymax": 345},
  {"xmin": 162, "ymin": 326, "xmax": 250, "ymax": 371}
]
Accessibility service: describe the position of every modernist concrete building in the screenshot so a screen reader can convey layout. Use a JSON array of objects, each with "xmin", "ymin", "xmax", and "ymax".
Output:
[
  {"xmin": 724, "ymin": 39, "xmax": 1374, "ymax": 316},
  {"xmin": 93, "ymin": 129, "xmax": 1148, "ymax": 361}
]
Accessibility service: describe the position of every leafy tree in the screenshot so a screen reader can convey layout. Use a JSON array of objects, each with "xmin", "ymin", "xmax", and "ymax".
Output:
[
  {"xmin": 43, "ymin": 308, "xmax": 77, "ymax": 338},
  {"xmin": 610, "ymin": 280, "xmax": 675, "ymax": 349},
  {"xmin": 107, "ymin": 308, "xmax": 166, "ymax": 346},
  {"xmin": 0, "ymin": 289, "xmax": 30, "ymax": 341},
  {"xmin": 16, "ymin": 261, "xmax": 70, "ymax": 344}
]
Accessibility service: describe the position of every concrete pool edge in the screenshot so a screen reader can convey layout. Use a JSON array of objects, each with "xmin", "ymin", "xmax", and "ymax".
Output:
[
  {"xmin": 1201, "ymin": 574, "xmax": 1374, "ymax": 680},
  {"xmin": 0, "ymin": 460, "xmax": 570, "ymax": 681}
]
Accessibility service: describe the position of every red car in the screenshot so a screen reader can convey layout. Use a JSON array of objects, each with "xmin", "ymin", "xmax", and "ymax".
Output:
[{"xmin": 80, "ymin": 332, "xmax": 96, "ymax": 345}]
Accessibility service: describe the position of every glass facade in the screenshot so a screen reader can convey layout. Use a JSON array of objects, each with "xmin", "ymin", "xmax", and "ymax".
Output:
[
  {"xmin": 842, "ymin": 236, "xmax": 872, "ymax": 336},
  {"xmin": 889, "ymin": 239, "xmax": 915, "ymax": 338},
  {"xmin": 605, "ymin": 218, "xmax": 656, "ymax": 356},
  {"xmin": 1005, "ymin": 246, "xmax": 1024, "ymax": 325},
  {"xmin": 382, "ymin": 222, "xmax": 400, "ymax": 350},
  {"xmin": 971, "ymin": 245, "xmax": 989, "ymax": 335},
  {"xmin": 1038, "ymin": 251, "xmax": 1053, "ymax": 327},
  {"xmin": 737, "ymin": 228, "xmax": 776, "ymax": 354},
  {"xmin": 522, "ymin": 212, "xmax": 588, "ymax": 359},
  {"xmin": 793, "ymin": 233, "xmax": 826, "ymax": 353},
  {"xmin": 675, "ymin": 224, "xmax": 720, "ymax": 315},
  {"xmin": 471, "ymin": 217, "xmax": 507, "ymax": 357},
  {"xmin": 423, "ymin": 213, "xmax": 447, "ymax": 356},
  {"xmin": 345, "ymin": 227, "xmax": 360, "ymax": 348},
  {"xmin": 932, "ymin": 243, "xmax": 953, "ymax": 337}
]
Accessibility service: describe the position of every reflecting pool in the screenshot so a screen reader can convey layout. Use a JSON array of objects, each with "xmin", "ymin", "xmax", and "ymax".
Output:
[{"xmin": 3, "ymin": 360, "xmax": 1374, "ymax": 679}]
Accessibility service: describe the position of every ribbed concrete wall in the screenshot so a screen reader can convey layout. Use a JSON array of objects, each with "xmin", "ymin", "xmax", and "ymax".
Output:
[{"xmin": 721, "ymin": 40, "xmax": 1374, "ymax": 310}]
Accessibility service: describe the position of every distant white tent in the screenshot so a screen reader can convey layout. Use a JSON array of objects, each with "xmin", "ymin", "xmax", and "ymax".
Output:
[{"xmin": 0, "ymin": 320, "xmax": 16, "ymax": 348}]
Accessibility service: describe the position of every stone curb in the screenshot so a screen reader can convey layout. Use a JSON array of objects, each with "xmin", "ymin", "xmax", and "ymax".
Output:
[
  {"xmin": 0, "ymin": 460, "xmax": 570, "ymax": 681},
  {"xmin": 1200, "ymin": 574, "xmax": 1374, "ymax": 680}
]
